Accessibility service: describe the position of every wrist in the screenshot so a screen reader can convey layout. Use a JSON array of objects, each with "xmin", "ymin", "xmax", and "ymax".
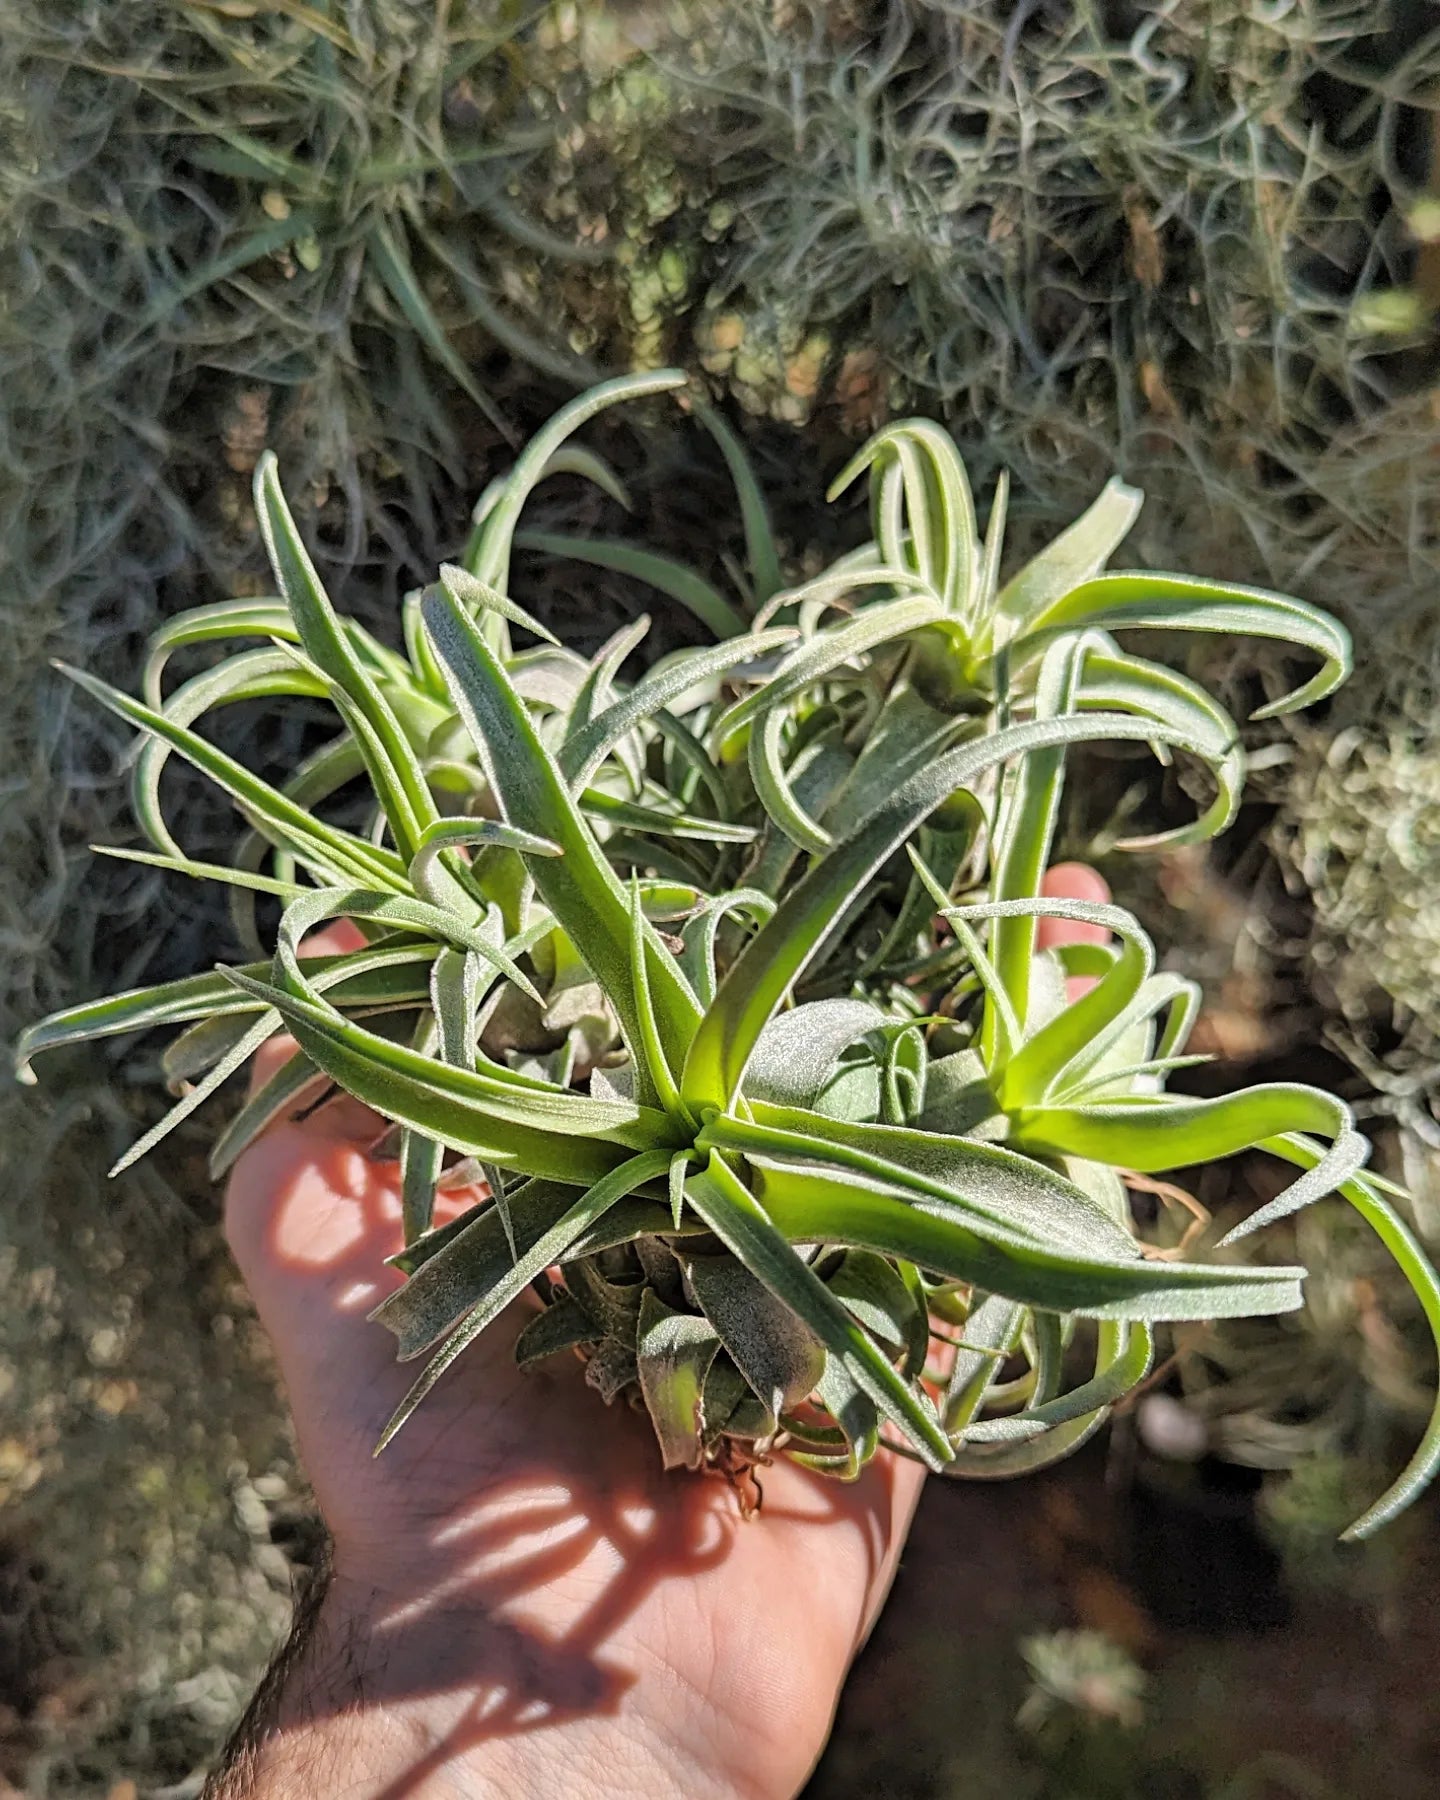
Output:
[{"xmin": 227, "ymin": 1564, "xmax": 742, "ymax": 1800}]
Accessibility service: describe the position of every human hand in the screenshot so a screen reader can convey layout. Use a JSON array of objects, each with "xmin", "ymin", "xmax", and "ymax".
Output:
[{"xmin": 218, "ymin": 865, "xmax": 1110, "ymax": 1800}]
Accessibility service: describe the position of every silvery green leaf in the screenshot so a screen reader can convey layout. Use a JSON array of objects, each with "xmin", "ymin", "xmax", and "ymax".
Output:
[
  {"xmin": 468, "ymin": 370, "xmax": 687, "ymax": 589},
  {"xmin": 142, "ymin": 598, "xmax": 297, "ymax": 708},
  {"xmin": 685, "ymin": 1153, "xmax": 952, "ymax": 1466},
  {"xmin": 748, "ymin": 704, "xmax": 833, "ymax": 853},
  {"xmin": 683, "ymin": 707, "xmax": 1203, "ymax": 1114},
  {"xmin": 422, "ymin": 584, "xmax": 703, "ymax": 1095},
  {"xmin": 1242, "ymin": 1139, "xmax": 1440, "ymax": 1538},
  {"xmin": 1015, "ymin": 572, "xmax": 1351, "ymax": 718},
  {"xmin": 514, "ymin": 1292, "xmax": 600, "ymax": 1368},
  {"xmin": 710, "ymin": 593, "xmax": 944, "ymax": 748},
  {"xmin": 743, "ymin": 999, "xmax": 886, "ymax": 1109},
  {"xmin": 825, "ymin": 1249, "xmax": 926, "ymax": 1367},
  {"xmin": 163, "ymin": 1012, "xmax": 266, "ymax": 1085},
  {"xmin": 944, "ymin": 1294, "xmax": 1024, "ymax": 1433},
  {"xmin": 995, "ymin": 476, "xmax": 1142, "ymax": 632},
  {"xmin": 947, "ymin": 1321, "xmax": 1137, "ymax": 1476},
  {"xmin": 1012, "ymin": 1087, "xmax": 1367, "ymax": 1229},
  {"xmin": 256, "ymin": 452, "xmax": 438, "ymax": 858},
  {"xmin": 960, "ymin": 1321, "xmax": 1152, "ymax": 1443},
  {"xmin": 437, "ymin": 564, "xmax": 560, "ymax": 648},
  {"xmin": 986, "ymin": 632, "xmax": 1103, "ymax": 1038},
  {"xmin": 562, "ymin": 632, "xmax": 805, "ymax": 790},
  {"xmin": 374, "ymin": 1149, "xmax": 676, "ymax": 1445},
  {"xmin": 59, "ymin": 662, "xmax": 405, "ymax": 894},
  {"xmin": 636, "ymin": 1288, "xmax": 724, "ymax": 1470},
  {"xmin": 827, "ymin": 420, "xmax": 977, "ymax": 621},
  {"xmin": 684, "ymin": 1252, "xmax": 825, "ymax": 1420},
  {"xmin": 741, "ymin": 1150, "xmax": 1305, "ymax": 1322}
]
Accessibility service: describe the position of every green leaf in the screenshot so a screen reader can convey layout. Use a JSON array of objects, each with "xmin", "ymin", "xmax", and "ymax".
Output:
[
  {"xmin": 748, "ymin": 705, "xmax": 832, "ymax": 853},
  {"xmin": 143, "ymin": 601, "xmax": 297, "ymax": 705},
  {"xmin": 421, "ymin": 581, "xmax": 703, "ymax": 1090},
  {"xmin": 560, "ymin": 629, "xmax": 796, "ymax": 791},
  {"xmin": 743, "ymin": 1000, "xmax": 886, "ymax": 1110},
  {"xmin": 163, "ymin": 1012, "xmax": 264, "ymax": 1084},
  {"xmin": 109, "ymin": 1014, "xmax": 280, "ymax": 1176},
  {"xmin": 825, "ymin": 1249, "xmax": 927, "ymax": 1372},
  {"xmin": 1242, "ymin": 1140, "xmax": 1440, "ymax": 1538},
  {"xmin": 946, "ymin": 1321, "xmax": 1143, "ymax": 1476},
  {"xmin": 579, "ymin": 789, "xmax": 756, "ymax": 845},
  {"xmin": 719, "ymin": 1106, "xmax": 1137, "ymax": 1261},
  {"xmin": 254, "ymin": 454, "xmax": 440, "ymax": 842},
  {"xmin": 960, "ymin": 1322, "xmax": 1152, "ymax": 1443},
  {"xmin": 828, "ymin": 420, "xmax": 978, "ymax": 621},
  {"xmin": 949, "ymin": 899, "xmax": 1153, "ymax": 1107},
  {"xmin": 995, "ymin": 476, "xmax": 1143, "ymax": 630},
  {"xmin": 677, "ymin": 890, "xmax": 776, "ymax": 1009},
  {"xmin": 710, "ymin": 594, "xmax": 945, "ymax": 747},
  {"xmin": 437, "ymin": 563, "xmax": 560, "ymax": 647},
  {"xmin": 682, "ymin": 708, "xmax": 1204, "ymax": 1113},
  {"xmin": 15, "ymin": 949, "xmax": 436, "ymax": 1084},
  {"xmin": 57, "ymin": 663, "xmax": 405, "ymax": 893},
  {"xmin": 228, "ymin": 732, "xmax": 370, "ymax": 956},
  {"xmin": 685, "ymin": 1152, "xmax": 953, "ymax": 1466},
  {"xmin": 271, "ymin": 885, "xmax": 541, "ymax": 1006},
  {"xmin": 1012, "ymin": 1089, "xmax": 1368, "ymax": 1228},
  {"xmin": 977, "ymin": 470, "xmax": 1010, "ymax": 610},
  {"xmin": 209, "ymin": 1046, "xmax": 327, "ymax": 1179},
  {"xmin": 406, "ymin": 816, "xmax": 560, "ymax": 912},
  {"xmin": 696, "ymin": 404, "xmax": 783, "ymax": 605},
  {"xmin": 943, "ymin": 1294, "xmax": 1024, "ymax": 1432},
  {"xmin": 822, "ymin": 686, "xmax": 972, "ymax": 841},
  {"xmin": 131, "ymin": 648, "xmax": 327, "ymax": 858},
  {"xmin": 684, "ymin": 1252, "xmax": 826, "ymax": 1420},
  {"xmin": 627, "ymin": 878, "xmax": 686, "ymax": 1121},
  {"xmin": 128, "ymin": 942, "xmax": 443, "ymax": 1176},
  {"xmin": 515, "ymin": 1292, "xmax": 601, "ymax": 1368},
  {"xmin": 93, "ymin": 845, "xmax": 306, "ymax": 901},
  {"xmin": 743, "ymin": 1152, "xmax": 1306, "ymax": 1321},
  {"xmin": 400, "ymin": 948, "xmax": 484, "ymax": 1242},
  {"xmin": 1078, "ymin": 651, "xmax": 1243, "ymax": 848},
  {"xmin": 986, "ymin": 633, "xmax": 1098, "ymax": 1038},
  {"xmin": 469, "ymin": 370, "xmax": 688, "ymax": 589},
  {"xmin": 218, "ymin": 966, "xmax": 676, "ymax": 1183},
  {"xmin": 635, "ymin": 1289, "xmax": 724, "ymax": 1469},
  {"xmin": 374, "ymin": 1151, "xmax": 677, "ymax": 1448},
  {"xmin": 1015, "ymin": 573, "xmax": 1351, "ymax": 718},
  {"xmin": 517, "ymin": 532, "xmax": 749, "ymax": 639}
]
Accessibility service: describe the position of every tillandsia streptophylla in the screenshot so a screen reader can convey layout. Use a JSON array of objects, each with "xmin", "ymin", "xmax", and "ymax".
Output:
[{"xmin": 15, "ymin": 375, "xmax": 1439, "ymax": 1537}]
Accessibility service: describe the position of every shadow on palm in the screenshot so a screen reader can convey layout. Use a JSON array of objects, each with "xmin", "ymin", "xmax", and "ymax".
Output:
[{"xmin": 226, "ymin": 1100, "xmax": 913, "ymax": 1795}]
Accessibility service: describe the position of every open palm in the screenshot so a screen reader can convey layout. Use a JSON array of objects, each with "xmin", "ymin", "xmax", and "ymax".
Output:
[{"xmin": 224, "ymin": 866, "xmax": 1107, "ymax": 1798}]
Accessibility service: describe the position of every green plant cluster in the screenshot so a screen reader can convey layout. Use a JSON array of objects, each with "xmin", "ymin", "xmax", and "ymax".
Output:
[
  {"xmin": 10, "ymin": 2, "xmax": 1440, "ymax": 1088},
  {"xmin": 18, "ymin": 375, "xmax": 1440, "ymax": 1535}
]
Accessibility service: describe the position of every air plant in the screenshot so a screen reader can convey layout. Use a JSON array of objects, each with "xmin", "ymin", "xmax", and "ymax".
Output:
[{"xmin": 17, "ymin": 375, "xmax": 1440, "ymax": 1536}]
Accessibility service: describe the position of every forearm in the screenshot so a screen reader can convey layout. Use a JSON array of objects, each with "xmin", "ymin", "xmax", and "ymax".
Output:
[{"xmin": 205, "ymin": 1557, "xmax": 726, "ymax": 1800}]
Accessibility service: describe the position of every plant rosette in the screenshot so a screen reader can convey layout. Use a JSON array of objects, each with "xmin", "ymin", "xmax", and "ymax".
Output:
[{"xmin": 18, "ymin": 375, "xmax": 1439, "ymax": 1540}]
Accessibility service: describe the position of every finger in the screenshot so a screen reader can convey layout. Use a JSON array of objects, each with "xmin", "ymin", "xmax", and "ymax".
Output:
[
  {"xmin": 225, "ymin": 1121, "xmax": 482, "ymax": 1359},
  {"xmin": 855, "ymin": 1453, "xmax": 927, "ymax": 1647},
  {"xmin": 1036, "ymin": 861, "xmax": 1111, "ymax": 948},
  {"xmin": 1037, "ymin": 862, "xmax": 1112, "ymax": 1002}
]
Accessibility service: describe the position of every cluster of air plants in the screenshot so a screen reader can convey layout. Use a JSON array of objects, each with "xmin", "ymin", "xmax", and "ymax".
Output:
[{"xmin": 18, "ymin": 373, "xmax": 1440, "ymax": 1536}]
